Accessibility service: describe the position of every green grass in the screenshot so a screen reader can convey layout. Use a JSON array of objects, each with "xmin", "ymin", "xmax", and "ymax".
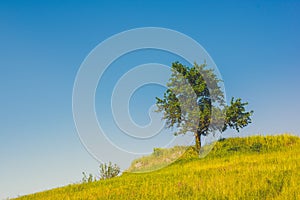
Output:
[{"xmin": 15, "ymin": 134, "xmax": 300, "ymax": 200}]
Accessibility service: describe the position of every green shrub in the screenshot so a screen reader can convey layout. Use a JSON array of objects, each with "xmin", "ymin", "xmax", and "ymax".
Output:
[
  {"xmin": 99, "ymin": 162, "xmax": 121, "ymax": 180},
  {"xmin": 81, "ymin": 172, "xmax": 95, "ymax": 183}
]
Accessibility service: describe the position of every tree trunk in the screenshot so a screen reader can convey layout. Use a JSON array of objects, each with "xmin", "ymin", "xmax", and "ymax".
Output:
[{"xmin": 195, "ymin": 132, "xmax": 201, "ymax": 152}]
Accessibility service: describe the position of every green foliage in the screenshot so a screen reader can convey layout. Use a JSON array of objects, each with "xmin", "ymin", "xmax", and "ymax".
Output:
[
  {"xmin": 99, "ymin": 162, "xmax": 121, "ymax": 180},
  {"xmin": 16, "ymin": 135, "xmax": 300, "ymax": 200},
  {"xmin": 223, "ymin": 97, "xmax": 253, "ymax": 132},
  {"xmin": 81, "ymin": 162, "xmax": 120, "ymax": 183},
  {"xmin": 156, "ymin": 62, "xmax": 225, "ymax": 136},
  {"xmin": 156, "ymin": 61, "xmax": 253, "ymax": 149},
  {"xmin": 81, "ymin": 172, "xmax": 95, "ymax": 183}
]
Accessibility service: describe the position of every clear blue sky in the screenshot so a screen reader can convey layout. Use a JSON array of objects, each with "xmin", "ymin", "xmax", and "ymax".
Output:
[{"xmin": 1, "ymin": 0, "xmax": 300, "ymax": 199}]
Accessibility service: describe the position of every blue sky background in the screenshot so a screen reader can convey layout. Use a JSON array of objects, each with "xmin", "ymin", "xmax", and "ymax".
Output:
[{"xmin": 1, "ymin": 0, "xmax": 300, "ymax": 199}]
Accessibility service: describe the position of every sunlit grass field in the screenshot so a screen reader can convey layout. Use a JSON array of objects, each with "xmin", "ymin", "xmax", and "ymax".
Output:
[{"xmin": 15, "ymin": 134, "xmax": 300, "ymax": 200}]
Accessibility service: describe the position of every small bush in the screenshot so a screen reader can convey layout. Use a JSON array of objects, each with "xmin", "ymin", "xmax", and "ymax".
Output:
[
  {"xmin": 81, "ymin": 172, "xmax": 95, "ymax": 183},
  {"xmin": 99, "ymin": 162, "xmax": 121, "ymax": 180}
]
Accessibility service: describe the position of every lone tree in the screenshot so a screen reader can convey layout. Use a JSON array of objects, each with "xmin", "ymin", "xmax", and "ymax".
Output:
[{"xmin": 156, "ymin": 62, "xmax": 253, "ymax": 151}]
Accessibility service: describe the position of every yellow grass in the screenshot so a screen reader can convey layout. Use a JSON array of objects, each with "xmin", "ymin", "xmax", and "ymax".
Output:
[{"xmin": 15, "ymin": 134, "xmax": 300, "ymax": 200}]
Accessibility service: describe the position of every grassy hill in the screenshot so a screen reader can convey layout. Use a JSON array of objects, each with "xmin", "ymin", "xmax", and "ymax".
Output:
[{"xmin": 15, "ymin": 134, "xmax": 300, "ymax": 200}]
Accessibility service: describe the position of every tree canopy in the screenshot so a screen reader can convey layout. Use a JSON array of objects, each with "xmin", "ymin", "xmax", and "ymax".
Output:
[{"xmin": 156, "ymin": 62, "xmax": 253, "ymax": 151}]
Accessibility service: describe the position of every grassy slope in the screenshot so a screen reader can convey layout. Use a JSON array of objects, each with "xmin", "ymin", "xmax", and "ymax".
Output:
[{"xmin": 15, "ymin": 135, "xmax": 300, "ymax": 200}]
